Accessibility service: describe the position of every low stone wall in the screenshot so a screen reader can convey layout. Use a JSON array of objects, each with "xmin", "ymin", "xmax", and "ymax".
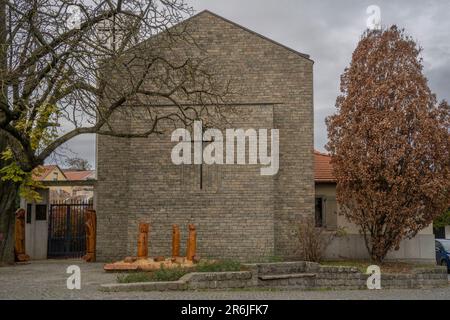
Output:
[
  {"xmin": 316, "ymin": 265, "xmax": 363, "ymax": 290},
  {"xmin": 101, "ymin": 271, "xmax": 253, "ymax": 292},
  {"xmin": 100, "ymin": 262, "xmax": 448, "ymax": 292},
  {"xmin": 100, "ymin": 280, "xmax": 186, "ymax": 292},
  {"xmin": 181, "ymin": 271, "xmax": 254, "ymax": 290},
  {"xmin": 244, "ymin": 261, "xmax": 319, "ymax": 274},
  {"xmin": 316, "ymin": 265, "xmax": 448, "ymax": 290}
]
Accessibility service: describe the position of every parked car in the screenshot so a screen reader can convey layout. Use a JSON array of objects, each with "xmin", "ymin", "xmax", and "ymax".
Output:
[{"xmin": 435, "ymin": 239, "xmax": 450, "ymax": 272}]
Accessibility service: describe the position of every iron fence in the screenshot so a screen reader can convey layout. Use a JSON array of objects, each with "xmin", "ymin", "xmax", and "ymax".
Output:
[{"xmin": 47, "ymin": 200, "xmax": 93, "ymax": 258}]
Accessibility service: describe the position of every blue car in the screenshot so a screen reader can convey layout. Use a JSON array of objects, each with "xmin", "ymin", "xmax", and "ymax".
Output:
[{"xmin": 435, "ymin": 239, "xmax": 450, "ymax": 273}]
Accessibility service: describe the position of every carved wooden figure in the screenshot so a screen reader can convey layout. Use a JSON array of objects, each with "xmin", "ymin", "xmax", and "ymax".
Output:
[
  {"xmin": 137, "ymin": 223, "xmax": 149, "ymax": 259},
  {"xmin": 83, "ymin": 210, "xmax": 97, "ymax": 262},
  {"xmin": 172, "ymin": 224, "xmax": 180, "ymax": 258},
  {"xmin": 186, "ymin": 224, "xmax": 197, "ymax": 261},
  {"xmin": 14, "ymin": 209, "xmax": 30, "ymax": 262}
]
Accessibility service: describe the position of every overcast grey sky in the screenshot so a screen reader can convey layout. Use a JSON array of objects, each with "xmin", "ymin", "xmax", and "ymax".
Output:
[{"xmin": 56, "ymin": 0, "xmax": 450, "ymax": 167}]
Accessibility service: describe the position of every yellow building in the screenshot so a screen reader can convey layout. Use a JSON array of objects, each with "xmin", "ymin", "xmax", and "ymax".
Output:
[{"xmin": 33, "ymin": 165, "xmax": 94, "ymax": 202}]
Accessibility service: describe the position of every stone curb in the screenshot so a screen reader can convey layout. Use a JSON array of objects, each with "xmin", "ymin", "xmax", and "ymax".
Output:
[{"xmin": 100, "ymin": 280, "xmax": 187, "ymax": 292}]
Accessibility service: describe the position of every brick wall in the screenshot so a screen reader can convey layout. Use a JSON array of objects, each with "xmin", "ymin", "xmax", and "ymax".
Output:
[{"xmin": 95, "ymin": 11, "xmax": 314, "ymax": 262}]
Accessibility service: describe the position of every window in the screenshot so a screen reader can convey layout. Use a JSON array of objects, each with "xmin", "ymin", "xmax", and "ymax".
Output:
[
  {"xmin": 434, "ymin": 227, "xmax": 446, "ymax": 240},
  {"xmin": 35, "ymin": 205, "xmax": 47, "ymax": 221},
  {"xmin": 52, "ymin": 171, "xmax": 58, "ymax": 181},
  {"xmin": 441, "ymin": 241, "xmax": 450, "ymax": 252},
  {"xmin": 315, "ymin": 197, "xmax": 324, "ymax": 227},
  {"xmin": 26, "ymin": 204, "xmax": 32, "ymax": 224},
  {"xmin": 315, "ymin": 196, "xmax": 338, "ymax": 230}
]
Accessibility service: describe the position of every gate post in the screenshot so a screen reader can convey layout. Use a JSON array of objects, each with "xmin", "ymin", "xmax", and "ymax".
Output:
[
  {"xmin": 83, "ymin": 210, "xmax": 97, "ymax": 262},
  {"xmin": 14, "ymin": 209, "xmax": 30, "ymax": 262}
]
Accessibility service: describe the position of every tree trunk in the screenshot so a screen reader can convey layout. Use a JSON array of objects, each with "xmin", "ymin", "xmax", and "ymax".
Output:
[
  {"xmin": 0, "ymin": 0, "xmax": 17, "ymax": 265},
  {"xmin": 0, "ymin": 126, "xmax": 20, "ymax": 264},
  {"xmin": 368, "ymin": 236, "xmax": 389, "ymax": 264},
  {"xmin": 0, "ymin": 179, "xmax": 19, "ymax": 264},
  {"xmin": 363, "ymin": 231, "xmax": 388, "ymax": 264}
]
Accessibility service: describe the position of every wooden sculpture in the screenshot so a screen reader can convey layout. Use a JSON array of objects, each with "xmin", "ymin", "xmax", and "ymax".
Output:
[
  {"xmin": 83, "ymin": 210, "xmax": 97, "ymax": 262},
  {"xmin": 172, "ymin": 224, "xmax": 180, "ymax": 258},
  {"xmin": 14, "ymin": 209, "xmax": 30, "ymax": 262},
  {"xmin": 137, "ymin": 222, "xmax": 149, "ymax": 259},
  {"xmin": 104, "ymin": 223, "xmax": 201, "ymax": 272},
  {"xmin": 186, "ymin": 224, "xmax": 197, "ymax": 261}
]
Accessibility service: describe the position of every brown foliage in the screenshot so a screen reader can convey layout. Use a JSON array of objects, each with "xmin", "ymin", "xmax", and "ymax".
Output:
[{"xmin": 326, "ymin": 26, "xmax": 450, "ymax": 262}]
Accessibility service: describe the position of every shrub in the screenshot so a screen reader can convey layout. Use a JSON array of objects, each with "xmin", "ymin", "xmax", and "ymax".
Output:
[
  {"xmin": 152, "ymin": 266, "xmax": 190, "ymax": 281},
  {"xmin": 117, "ymin": 267, "xmax": 191, "ymax": 283},
  {"xmin": 117, "ymin": 272, "xmax": 152, "ymax": 283},
  {"xmin": 297, "ymin": 218, "xmax": 334, "ymax": 263},
  {"xmin": 434, "ymin": 209, "xmax": 450, "ymax": 229}
]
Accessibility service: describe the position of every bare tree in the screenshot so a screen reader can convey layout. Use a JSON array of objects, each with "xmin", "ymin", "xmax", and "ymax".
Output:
[
  {"xmin": 0, "ymin": 0, "xmax": 231, "ymax": 263},
  {"xmin": 64, "ymin": 157, "xmax": 91, "ymax": 170},
  {"xmin": 326, "ymin": 26, "xmax": 450, "ymax": 263},
  {"xmin": 297, "ymin": 218, "xmax": 334, "ymax": 263}
]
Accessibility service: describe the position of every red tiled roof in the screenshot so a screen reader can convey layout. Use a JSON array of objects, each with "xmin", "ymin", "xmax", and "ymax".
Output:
[
  {"xmin": 314, "ymin": 150, "xmax": 335, "ymax": 183},
  {"xmin": 63, "ymin": 170, "xmax": 95, "ymax": 181},
  {"xmin": 37, "ymin": 155, "xmax": 332, "ymax": 183},
  {"xmin": 32, "ymin": 165, "xmax": 65, "ymax": 181}
]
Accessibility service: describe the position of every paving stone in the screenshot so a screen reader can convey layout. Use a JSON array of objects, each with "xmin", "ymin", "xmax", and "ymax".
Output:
[{"xmin": 1, "ymin": 260, "xmax": 449, "ymax": 300}]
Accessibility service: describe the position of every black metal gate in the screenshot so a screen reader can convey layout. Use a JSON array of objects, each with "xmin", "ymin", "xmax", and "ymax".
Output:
[{"xmin": 47, "ymin": 200, "xmax": 92, "ymax": 258}]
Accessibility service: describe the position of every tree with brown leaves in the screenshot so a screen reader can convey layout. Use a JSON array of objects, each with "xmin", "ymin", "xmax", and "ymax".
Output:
[{"xmin": 326, "ymin": 26, "xmax": 450, "ymax": 263}]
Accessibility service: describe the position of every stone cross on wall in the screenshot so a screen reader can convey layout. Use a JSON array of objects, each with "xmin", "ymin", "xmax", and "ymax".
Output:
[{"xmin": 190, "ymin": 121, "xmax": 213, "ymax": 190}]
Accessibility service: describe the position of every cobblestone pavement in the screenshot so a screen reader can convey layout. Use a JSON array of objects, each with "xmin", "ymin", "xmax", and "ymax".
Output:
[{"xmin": 0, "ymin": 260, "xmax": 449, "ymax": 300}]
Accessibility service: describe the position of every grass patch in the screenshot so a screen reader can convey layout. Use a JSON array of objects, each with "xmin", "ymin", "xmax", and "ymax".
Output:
[
  {"xmin": 151, "ymin": 266, "xmax": 191, "ymax": 281},
  {"xmin": 117, "ymin": 272, "xmax": 153, "ymax": 283},
  {"xmin": 116, "ymin": 260, "xmax": 244, "ymax": 283},
  {"xmin": 117, "ymin": 266, "xmax": 191, "ymax": 283},
  {"xmin": 320, "ymin": 260, "xmax": 436, "ymax": 274}
]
